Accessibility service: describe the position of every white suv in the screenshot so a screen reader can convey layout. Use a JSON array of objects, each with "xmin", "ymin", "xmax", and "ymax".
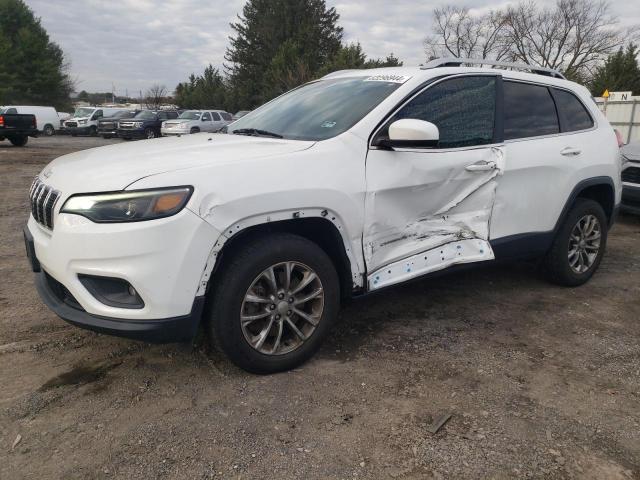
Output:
[{"xmin": 25, "ymin": 59, "xmax": 621, "ymax": 373}]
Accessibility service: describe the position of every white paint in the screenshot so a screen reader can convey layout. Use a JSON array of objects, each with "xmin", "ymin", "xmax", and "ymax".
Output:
[{"xmin": 388, "ymin": 119, "xmax": 439, "ymax": 142}]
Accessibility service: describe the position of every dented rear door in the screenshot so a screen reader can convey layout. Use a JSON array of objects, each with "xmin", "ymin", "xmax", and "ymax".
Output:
[{"xmin": 364, "ymin": 74, "xmax": 503, "ymax": 290}]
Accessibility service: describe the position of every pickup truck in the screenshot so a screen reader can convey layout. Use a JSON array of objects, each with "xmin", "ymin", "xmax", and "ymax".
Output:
[{"xmin": 0, "ymin": 108, "xmax": 38, "ymax": 146}]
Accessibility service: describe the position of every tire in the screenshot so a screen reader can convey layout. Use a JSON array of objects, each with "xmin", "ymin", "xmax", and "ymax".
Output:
[
  {"xmin": 43, "ymin": 124, "xmax": 55, "ymax": 136},
  {"xmin": 102, "ymin": 135, "xmax": 112, "ymax": 139},
  {"xmin": 89, "ymin": 126, "xmax": 97, "ymax": 137},
  {"xmin": 208, "ymin": 233, "xmax": 339, "ymax": 374},
  {"xmin": 144, "ymin": 128, "xmax": 156, "ymax": 139},
  {"xmin": 190, "ymin": 127, "xmax": 200, "ymax": 134},
  {"xmin": 9, "ymin": 135, "xmax": 28, "ymax": 147},
  {"xmin": 542, "ymin": 198, "xmax": 607, "ymax": 286},
  {"xmin": 123, "ymin": 137, "xmax": 132, "ymax": 141}
]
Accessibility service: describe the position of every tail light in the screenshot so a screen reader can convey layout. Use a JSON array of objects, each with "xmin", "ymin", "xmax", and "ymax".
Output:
[
  {"xmin": 614, "ymin": 129, "xmax": 624, "ymax": 148},
  {"xmin": 32, "ymin": 117, "xmax": 37, "ymax": 128},
  {"xmin": 0, "ymin": 115, "xmax": 4, "ymax": 127}
]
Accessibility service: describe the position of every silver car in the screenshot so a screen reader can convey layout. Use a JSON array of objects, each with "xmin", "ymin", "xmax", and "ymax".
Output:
[{"xmin": 161, "ymin": 110, "xmax": 232, "ymax": 136}]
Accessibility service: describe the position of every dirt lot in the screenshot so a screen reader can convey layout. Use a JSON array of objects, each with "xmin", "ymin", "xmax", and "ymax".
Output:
[{"xmin": 1, "ymin": 136, "xmax": 639, "ymax": 479}]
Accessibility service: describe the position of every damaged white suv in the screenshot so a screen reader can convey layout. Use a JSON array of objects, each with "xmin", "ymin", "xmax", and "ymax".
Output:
[{"xmin": 25, "ymin": 59, "xmax": 621, "ymax": 373}]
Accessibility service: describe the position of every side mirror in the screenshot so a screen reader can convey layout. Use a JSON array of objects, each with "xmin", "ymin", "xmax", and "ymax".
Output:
[{"xmin": 378, "ymin": 119, "xmax": 439, "ymax": 148}]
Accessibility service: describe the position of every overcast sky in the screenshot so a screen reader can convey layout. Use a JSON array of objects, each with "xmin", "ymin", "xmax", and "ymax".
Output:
[{"xmin": 27, "ymin": 0, "xmax": 640, "ymax": 95}]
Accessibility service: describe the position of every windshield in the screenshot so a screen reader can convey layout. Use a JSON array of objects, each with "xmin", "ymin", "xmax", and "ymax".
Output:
[
  {"xmin": 228, "ymin": 77, "xmax": 402, "ymax": 141},
  {"xmin": 73, "ymin": 107, "xmax": 95, "ymax": 118},
  {"xmin": 179, "ymin": 111, "xmax": 202, "ymax": 120},
  {"xmin": 134, "ymin": 111, "xmax": 157, "ymax": 120}
]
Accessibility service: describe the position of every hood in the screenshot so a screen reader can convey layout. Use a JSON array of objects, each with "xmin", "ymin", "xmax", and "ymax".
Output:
[
  {"xmin": 622, "ymin": 142, "xmax": 640, "ymax": 161},
  {"xmin": 39, "ymin": 134, "xmax": 315, "ymax": 194}
]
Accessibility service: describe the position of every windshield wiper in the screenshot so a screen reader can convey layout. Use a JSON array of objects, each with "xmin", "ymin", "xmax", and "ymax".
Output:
[{"xmin": 232, "ymin": 128, "xmax": 283, "ymax": 139}]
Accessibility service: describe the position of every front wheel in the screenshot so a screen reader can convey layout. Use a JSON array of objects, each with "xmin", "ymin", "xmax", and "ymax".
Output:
[
  {"xmin": 145, "ymin": 128, "xmax": 156, "ymax": 139},
  {"xmin": 89, "ymin": 126, "xmax": 97, "ymax": 137},
  {"xmin": 43, "ymin": 124, "xmax": 55, "ymax": 136},
  {"xmin": 9, "ymin": 135, "xmax": 28, "ymax": 147},
  {"xmin": 208, "ymin": 233, "xmax": 339, "ymax": 374},
  {"xmin": 542, "ymin": 198, "xmax": 608, "ymax": 286}
]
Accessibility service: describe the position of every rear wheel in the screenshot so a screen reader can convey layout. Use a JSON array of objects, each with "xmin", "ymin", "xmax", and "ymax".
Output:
[
  {"xmin": 542, "ymin": 198, "xmax": 607, "ymax": 286},
  {"xmin": 43, "ymin": 124, "xmax": 55, "ymax": 136},
  {"xmin": 9, "ymin": 135, "xmax": 28, "ymax": 147},
  {"xmin": 208, "ymin": 233, "xmax": 339, "ymax": 374}
]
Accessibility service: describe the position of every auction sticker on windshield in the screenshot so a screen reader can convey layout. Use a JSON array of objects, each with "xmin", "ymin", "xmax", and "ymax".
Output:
[{"xmin": 364, "ymin": 74, "xmax": 412, "ymax": 83}]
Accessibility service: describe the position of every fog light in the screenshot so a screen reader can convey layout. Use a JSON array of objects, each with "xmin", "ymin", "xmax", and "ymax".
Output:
[{"xmin": 78, "ymin": 274, "xmax": 145, "ymax": 309}]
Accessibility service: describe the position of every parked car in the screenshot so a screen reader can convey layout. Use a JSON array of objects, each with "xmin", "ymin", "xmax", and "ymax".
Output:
[
  {"xmin": 232, "ymin": 110, "xmax": 251, "ymax": 121},
  {"xmin": 57, "ymin": 112, "xmax": 71, "ymax": 132},
  {"xmin": 64, "ymin": 107, "xmax": 123, "ymax": 136},
  {"xmin": 97, "ymin": 110, "xmax": 139, "ymax": 139},
  {"xmin": 1, "ymin": 105, "xmax": 60, "ymax": 136},
  {"xmin": 621, "ymin": 141, "xmax": 640, "ymax": 214},
  {"xmin": 0, "ymin": 107, "xmax": 38, "ymax": 146},
  {"xmin": 118, "ymin": 110, "xmax": 179, "ymax": 140},
  {"xmin": 161, "ymin": 110, "xmax": 231, "ymax": 136},
  {"xmin": 25, "ymin": 59, "xmax": 622, "ymax": 373}
]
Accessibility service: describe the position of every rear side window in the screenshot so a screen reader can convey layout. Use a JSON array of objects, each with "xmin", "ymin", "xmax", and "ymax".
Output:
[
  {"xmin": 211, "ymin": 112, "xmax": 221, "ymax": 121},
  {"xmin": 220, "ymin": 112, "xmax": 232, "ymax": 121},
  {"xmin": 553, "ymin": 89, "xmax": 594, "ymax": 132},
  {"xmin": 5, "ymin": 108, "xmax": 17, "ymax": 114},
  {"xmin": 504, "ymin": 81, "xmax": 559, "ymax": 140},
  {"xmin": 167, "ymin": 112, "xmax": 178, "ymax": 119},
  {"xmin": 392, "ymin": 76, "xmax": 496, "ymax": 148}
]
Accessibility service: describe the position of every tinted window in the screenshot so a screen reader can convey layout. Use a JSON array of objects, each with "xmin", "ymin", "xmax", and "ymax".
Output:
[
  {"xmin": 220, "ymin": 112, "xmax": 232, "ymax": 121},
  {"xmin": 157, "ymin": 112, "xmax": 168, "ymax": 120},
  {"xmin": 202, "ymin": 112, "xmax": 212, "ymax": 121},
  {"xmin": 167, "ymin": 111, "xmax": 178, "ymax": 119},
  {"xmin": 6, "ymin": 108, "xmax": 17, "ymax": 114},
  {"xmin": 504, "ymin": 82, "xmax": 559, "ymax": 140},
  {"xmin": 553, "ymin": 89, "xmax": 593, "ymax": 132},
  {"xmin": 390, "ymin": 76, "xmax": 496, "ymax": 148},
  {"xmin": 211, "ymin": 112, "xmax": 221, "ymax": 121}
]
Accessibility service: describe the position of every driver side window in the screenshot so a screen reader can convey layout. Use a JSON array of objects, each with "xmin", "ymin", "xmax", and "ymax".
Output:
[
  {"xmin": 390, "ymin": 76, "xmax": 497, "ymax": 149},
  {"xmin": 92, "ymin": 110, "xmax": 103, "ymax": 120},
  {"xmin": 202, "ymin": 112, "xmax": 212, "ymax": 121}
]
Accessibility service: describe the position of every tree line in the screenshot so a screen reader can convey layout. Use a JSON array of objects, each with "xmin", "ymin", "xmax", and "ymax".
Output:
[{"xmin": 423, "ymin": 0, "xmax": 639, "ymax": 95}]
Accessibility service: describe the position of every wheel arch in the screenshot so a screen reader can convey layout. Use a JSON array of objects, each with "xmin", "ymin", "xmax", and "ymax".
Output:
[
  {"xmin": 197, "ymin": 210, "xmax": 365, "ymax": 301},
  {"xmin": 554, "ymin": 176, "xmax": 616, "ymax": 233}
]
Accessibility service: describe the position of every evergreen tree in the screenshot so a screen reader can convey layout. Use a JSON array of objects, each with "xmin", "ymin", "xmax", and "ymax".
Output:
[
  {"xmin": 175, "ymin": 65, "xmax": 229, "ymax": 110},
  {"xmin": 225, "ymin": 0, "xmax": 343, "ymax": 109},
  {"xmin": 0, "ymin": 0, "xmax": 73, "ymax": 109},
  {"xmin": 590, "ymin": 44, "xmax": 640, "ymax": 96},
  {"xmin": 319, "ymin": 43, "xmax": 403, "ymax": 76}
]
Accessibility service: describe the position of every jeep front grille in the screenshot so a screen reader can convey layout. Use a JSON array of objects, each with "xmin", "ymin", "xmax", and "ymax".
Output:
[
  {"xmin": 622, "ymin": 166, "xmax": 640, "ymax": 184},
  {"xmin": 29, "ymin": 177, "xmax": 61, "ymax": 229}
]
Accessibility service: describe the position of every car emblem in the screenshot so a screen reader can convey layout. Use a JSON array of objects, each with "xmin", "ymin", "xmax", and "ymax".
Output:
[{"xmin": 43, "ymin": 168, "xmax": 53, "ymax": 178}]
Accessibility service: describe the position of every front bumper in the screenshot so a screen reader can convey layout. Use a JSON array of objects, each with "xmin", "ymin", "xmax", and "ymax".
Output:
[
  {"xmin": 26, "ymin": 207, "xmax": 220, "ymax": 341},
  {"xmin": 98, "ymin": 129, "xmax": 118, "ymax": 137},
  {"xmin": 117, "ymin": 128, "xmax": 147, "ymax": 139},
  {"xmin": 34, "ymin": 268, "xmax": 205, "ymax": 342},
  {"xmin": 161, "ymin": 128, "xmax": 189, "ymax": 136},
  {"xmin": 621, "ymin": 183, "xmax": 640, "ymax": 214},
  {"xmin": 64, "ymin": 126, "xmax": 92, "ymax": 135}
]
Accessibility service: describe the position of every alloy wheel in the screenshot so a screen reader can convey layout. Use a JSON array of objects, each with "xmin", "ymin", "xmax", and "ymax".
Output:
[
  {"xmin": 568, "ymin": 214, "xmax": 601, "ymax": 274},
  {"xmin": 240, "ymin": 261, "xmax": 324, "ymax": 355}
]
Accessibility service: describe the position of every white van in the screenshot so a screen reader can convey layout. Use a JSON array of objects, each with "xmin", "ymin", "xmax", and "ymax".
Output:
[
  {"xmin": 2, "ymin": 106, "xmax": 61, "ymax": 136},
  {"xmin": 63, "ymin": 107, "xmax": 123, "ymax": 136}
]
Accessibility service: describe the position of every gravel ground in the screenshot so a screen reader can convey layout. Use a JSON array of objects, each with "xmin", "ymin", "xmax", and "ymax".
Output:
[{"xmin": 1, "ymin": 136, "xmax": 639, "ymax": 479}]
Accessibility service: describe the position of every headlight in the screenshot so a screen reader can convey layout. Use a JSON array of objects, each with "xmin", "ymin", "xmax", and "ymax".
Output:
[
  {"xmin": 61, "ymin": 187, "xmax": 193, "ymax": 223},
  {"xmin": 79, "ymin": 119, "xmax": 88, "ymax": 125},
  {"xmin": 134, "ymin": 121, "xmax": 144, "ymax": 128},
  {"xmin": 161, "ymin": 122, "xmax": 166, "ymax": 128}
]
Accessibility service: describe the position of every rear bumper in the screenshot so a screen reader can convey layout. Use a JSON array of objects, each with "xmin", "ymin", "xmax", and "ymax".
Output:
[
  {"xmin": 34, "ymin": 269, "xmax": 204, "ymax": 343},
  {"xmin": 621, "ymin": 183, "xmax": 640, "ymax": 214},
  {"xmin": 0, "ymin": 128, "xmax": 38, "ymax": 138}
]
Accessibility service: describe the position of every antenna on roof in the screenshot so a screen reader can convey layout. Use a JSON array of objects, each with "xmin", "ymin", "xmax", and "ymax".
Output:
[{"xmin": 421, "ymin": 58, "xmax": 566, "ymax": 80}]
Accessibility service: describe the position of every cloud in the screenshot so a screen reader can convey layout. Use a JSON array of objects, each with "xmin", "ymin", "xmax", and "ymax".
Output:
[{"xmin": 27, "ymin": 0, "xmax": 640, "ymax": 95}]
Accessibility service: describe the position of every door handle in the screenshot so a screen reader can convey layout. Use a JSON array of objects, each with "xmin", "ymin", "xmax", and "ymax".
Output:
[
  {"xmin": 465, "ymin": 160, "xmax": 497, "ymax": 172},
  {"xmin": 561, "ymin": 147, "xmax": 582, "ymax": 156}
]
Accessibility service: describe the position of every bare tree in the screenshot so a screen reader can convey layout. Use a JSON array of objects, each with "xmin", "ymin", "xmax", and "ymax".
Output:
[
  {"xmin": 425, "ymin": 0, "xmax": 629, "ymax": 80},
  {"xmin": 505, "ymin": 0, "xmax": 622, "ymax": 79},
  {"xmin": 424, "ymin": 6, "xmax": 510, "ymax": 61},
  {"xmin": 144, "ymin": 84, "xmax": 167, "ymax": 110}
]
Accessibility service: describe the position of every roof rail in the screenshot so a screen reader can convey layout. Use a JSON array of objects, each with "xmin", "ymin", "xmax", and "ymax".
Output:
[{"xmin": 421, "ymin": 57, "xmax": 566, "ymax": 80}]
